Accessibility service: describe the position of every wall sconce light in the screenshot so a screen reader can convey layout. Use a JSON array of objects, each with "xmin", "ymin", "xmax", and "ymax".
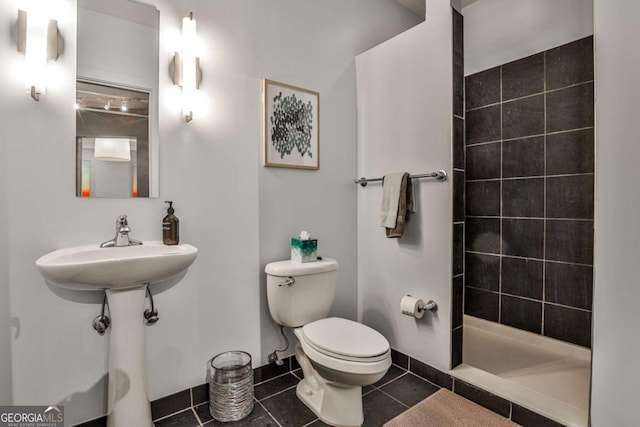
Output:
[
  {"xmin": 94, "ymin": 138, "xmax": 132, "ymax": 162},
  {"xmin": 17, "ymin": 7, "xmax": 59, "ymax": 101},
  {"xmin": 171, "ymin": 12, "xmax": 202, "ymax": 123}
]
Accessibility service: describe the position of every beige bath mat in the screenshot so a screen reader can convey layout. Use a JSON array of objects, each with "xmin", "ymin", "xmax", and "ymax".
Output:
[{"xmin": 384, "ymin": 389, "xmax": 520, "ymax": 427}]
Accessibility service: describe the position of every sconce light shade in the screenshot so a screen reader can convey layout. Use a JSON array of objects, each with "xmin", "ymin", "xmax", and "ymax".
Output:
[
  {"xmin": 94, "ymin": 138, "xmax": 131, "ymax": 162},
  {"xmin": 17, "ymin": 8, "xmax": 58, "ymax": 101},
  {"xmin": 172, "ymin": 12, "xmax": 201, "ymax": 123}
]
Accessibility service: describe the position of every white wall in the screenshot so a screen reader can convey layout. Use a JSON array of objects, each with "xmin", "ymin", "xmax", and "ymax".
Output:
[
  {"xmin": 591, "ymin": 0, "xmax": 640, "ymax": 424},
  {"xmin": 77, "ymin": 4, "xmax": 158, "ymax": 90},
  {"xmin": 0, "ymin": 0, "xmax": 420, "ymax": 424},
  {"xmin": 0, "ymin": 14, "xmax": 11, "ymax": 400},
  {"xmin": 252, "ymin": 0, "xmax": 422, "ymax": 365},
  {"xmin": 356, "ymin": 0, "xmax": 453, "ymax": 372},
  {"xmin": 463, "ymin": 0, "xmax": 593, "ymax": 75}
]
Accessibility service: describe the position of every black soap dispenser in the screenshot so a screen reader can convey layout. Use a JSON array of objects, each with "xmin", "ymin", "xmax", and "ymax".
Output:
[{"xmin": 163, "ymin": 201, "xmax": 179, "ymax": 245}]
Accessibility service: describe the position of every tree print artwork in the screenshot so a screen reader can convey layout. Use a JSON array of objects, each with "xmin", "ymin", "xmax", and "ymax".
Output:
[
  {"xmin": 270, "ymin": 91, "xmax": 314, "ymax": 159},
  {"xmin": 263, "ymin": 80, "xmax": 319, "ymax": 169}
]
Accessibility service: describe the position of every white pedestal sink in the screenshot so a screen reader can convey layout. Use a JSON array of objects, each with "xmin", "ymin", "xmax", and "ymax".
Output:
[{"xmin": 36, "ymin": 241, "xmax": 198, "ymax": 427}]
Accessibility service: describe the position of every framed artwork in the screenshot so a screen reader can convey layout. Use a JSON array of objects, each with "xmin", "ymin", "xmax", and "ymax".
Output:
[{"xmin": 263, "ymin": 79, "xmax": 319, "ymax": 170}]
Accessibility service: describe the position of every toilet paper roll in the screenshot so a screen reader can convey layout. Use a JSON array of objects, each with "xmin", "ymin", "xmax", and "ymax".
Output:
[{"xmin": 401, "ymin": 295, "xmax": 424, "ymax": 319}]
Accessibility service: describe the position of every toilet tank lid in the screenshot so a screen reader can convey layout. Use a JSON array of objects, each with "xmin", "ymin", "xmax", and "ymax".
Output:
[{"xmin": 265, "ymin": 258, "xmax": 339, "ymax": 276}]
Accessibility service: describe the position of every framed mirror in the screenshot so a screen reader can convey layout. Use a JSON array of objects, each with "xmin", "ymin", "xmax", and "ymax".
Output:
[{"xmin": 76, "ymin": 0, "xmax": 159, "ymax": 198}]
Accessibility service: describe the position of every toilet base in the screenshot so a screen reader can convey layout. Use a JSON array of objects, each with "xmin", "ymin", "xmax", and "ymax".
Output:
[
  {"xmin": 296, "ymin": 378, "xmax": 363, "ymax": 427},
  {"xmin": 294, "ymin": 343, "xmax": 364, "ymax": 427}
]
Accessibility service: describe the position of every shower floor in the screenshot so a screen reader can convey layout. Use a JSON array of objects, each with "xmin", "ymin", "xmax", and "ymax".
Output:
[{"xmin": 451, "ymin": 315, "xmax": 591, "ymax": 427}]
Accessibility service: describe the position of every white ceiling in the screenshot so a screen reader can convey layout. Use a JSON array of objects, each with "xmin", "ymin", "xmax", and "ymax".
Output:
[
  {"xmin": 395, "ymin": 0, "xmax": 425, "ymax": 17},
  {"xmin": 395, "ymin": 0, "xmax": 479, "ymax": 16}
]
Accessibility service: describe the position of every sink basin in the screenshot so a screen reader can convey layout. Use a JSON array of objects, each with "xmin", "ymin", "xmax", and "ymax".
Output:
[{"xmin": 36, "ymin": 241, "xmax": 198, "ymax": 290}]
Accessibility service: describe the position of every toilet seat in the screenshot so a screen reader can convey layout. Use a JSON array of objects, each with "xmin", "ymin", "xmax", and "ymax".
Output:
[
  {"xmin": 295, "ymin": 329, "xmax": 391, "ymax": 376},
  {"xmin": 295, "ymin": 318, "xmax": 391, "ymax": 377},
  {"xmin": 301, "ymin": 317, "xmax": 389, "ymax": 362}
]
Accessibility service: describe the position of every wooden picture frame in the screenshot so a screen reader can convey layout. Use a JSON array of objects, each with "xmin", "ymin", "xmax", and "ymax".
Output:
[{"xmin": 263, "ymin": 79, "xmax": 319, "ymax": 170}]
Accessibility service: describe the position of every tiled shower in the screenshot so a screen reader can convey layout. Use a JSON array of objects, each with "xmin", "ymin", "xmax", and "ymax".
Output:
[{"xmin": 463, "ymin": 36, "xmax": 595, "ymax": 348}]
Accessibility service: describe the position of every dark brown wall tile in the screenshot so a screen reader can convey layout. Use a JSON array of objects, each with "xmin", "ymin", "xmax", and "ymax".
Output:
[
  {"xmin": 501, "ymin": 295, "xmax": 542, "ymax": 334},
  {"xmin": 546, "ymin": 175, "xmax": 594, "ymax": 219},
  {"xmin": 151, "ymin": 390, "xmax": 191, "ymax": 421},
  {"xmin": 453, "ymin": 380, "xmax": 511, "ymax": 418},
  {"xmin": 451, "ymin": 327, "xmax": 463, "ymax": 368},
  {"xmin": 545, "ymin": 220, "xmax": 594, "ymax": 264},
  {"xmin": 502, "ymin": 178, "xmax": 544, "ymax": 218},
  {"xmin": 453, "ymin": 116, "xmax": 465, "ymax": 169},
  {"xmin": 466, "ymin": 142, "xmax": 501, "ymax": 180},
  {"xmin": 544, "ymin": 304, "xmax": 592, "ymax": 348},
  {"xmin": 254, "ymin": 360, "xmax": 290, "ymax": 384},
  {"xmin": 453, "ymin": 10, "xmax": 464, "ymax": 117},
  {"xmin": 391, "ymin": 349, "xmax": 409, "ymax": 369},
  {"xmin": 466, "ymin": 253, "xmax": 500, "ymax": 291},
  {"xmin": 502, "ymin": 219, "xmax": 544, "ymax": 258},
  {"xmin": 503, "ymin": 95, "xmax": 544, "ymax": 139},
  {"xmin": 546, "ymin": 129, "xmax": 594, "ymax": 175},
  {"xmin": 467, "ymin": 105, "xmax": 501, "ymax": 145},
  {"xmin": 545, "ymin": 262, "xmax": 593, "ymax": 310},
  {"xmin": 501, "ymin": 257, "xmax": 543, "ymax": 299},
  {"xmin": 465, "ymin": 287, "xmax": 499, "ymax": 322},
  {"xmin": 452, "ymin": 275, "xmax": 464, "ymax": 329},
  {"xmin": 503, "ymin": 137, "xmax": 544, "ymax": 178},
  {"xmin": 466, "ymin": 218, "xmax": 500, "ymax": 254},
  {"xmin": 466, "ymin": 181, "xmax": 500, "ymax": 217},
  {"xmin": 453, "ymin": 223, "xmax": 464, "ymax": 276},
  {"xmin": 546, "ymin": 36, "xmax": 594, "ymax": 90},
  {"xmin": 410, "ymin": 358, "xmax": 453, "ymax": 390},
  {"xmin": 512, "ymin": 404, "xmax": 566, "ymax": 426},
  {"xmin": 454, "ymin": 170, "xmax": 466, "ymax": 223},
  {"xmin": 466, "ymin": 67, "xmax": 500, "ymax": 110},
  {"xmin": 546, "ymin": 83, "xmax": 594, "ymax": 132},
  {"xmin": 502, "ymin": 53, "xmax": 544, "ymax": 101}
]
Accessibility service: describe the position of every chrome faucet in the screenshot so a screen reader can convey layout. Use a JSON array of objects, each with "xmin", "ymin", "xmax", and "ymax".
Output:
[{"xmin": 100, "ymin": 215, "xmax": 143, "ymax": 248}]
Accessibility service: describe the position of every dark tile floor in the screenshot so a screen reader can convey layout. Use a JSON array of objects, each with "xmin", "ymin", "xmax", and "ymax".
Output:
[
  {"xmin": 76, "ymin": 350, "xmax": 561, "ymax": 427},
  {"xmin": 153, "ymin": 363, "xmax": 441, "ymax": 427}
]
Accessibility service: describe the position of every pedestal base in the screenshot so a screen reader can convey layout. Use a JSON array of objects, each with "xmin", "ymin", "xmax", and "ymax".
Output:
[{"xmin": 106, "ymin": 286, "xmax": 152, "ymax": 427}]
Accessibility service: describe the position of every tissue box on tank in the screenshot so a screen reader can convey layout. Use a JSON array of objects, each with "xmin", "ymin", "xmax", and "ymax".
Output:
[{"xmin": 291, "ymin": 238, "xmax": 317, "ymax": 263}]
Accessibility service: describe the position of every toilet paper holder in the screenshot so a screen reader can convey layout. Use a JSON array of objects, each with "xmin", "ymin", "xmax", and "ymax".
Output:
[
  {"xmin": 401, "ymin": 295, "xmax": 438, "ymax": 319},
  {"xmin": 418, "ymin": 300, "xmax": 438, "ymax": 313}
]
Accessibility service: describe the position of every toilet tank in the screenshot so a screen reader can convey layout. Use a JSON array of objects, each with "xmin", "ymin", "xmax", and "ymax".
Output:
[{"xmin": 265, "ymin": 258, "xmax": 339, "ymax": 327}]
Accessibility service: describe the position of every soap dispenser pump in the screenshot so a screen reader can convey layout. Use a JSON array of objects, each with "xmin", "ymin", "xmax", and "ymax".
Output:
[{"xmin": 163, "ymin": 201, "xmax": 179, "ymax": 245}]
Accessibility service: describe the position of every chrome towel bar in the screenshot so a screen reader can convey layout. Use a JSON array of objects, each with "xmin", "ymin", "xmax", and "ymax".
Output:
[{"xmin": 354, "ymin": 170, "xmax": 447, "ymax": 187}]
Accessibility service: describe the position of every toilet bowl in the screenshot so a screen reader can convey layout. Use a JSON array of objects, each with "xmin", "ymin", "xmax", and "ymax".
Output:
[
  {"xmin": 265, "ymin": 258, "xmax": 391, "ymax": 427},
  {"xmin": 293, "ymin": 318, "xmax": 391, "ymax": 427}
]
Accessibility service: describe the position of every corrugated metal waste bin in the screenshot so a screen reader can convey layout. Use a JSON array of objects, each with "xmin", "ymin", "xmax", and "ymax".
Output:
[{"xmin": 208, "ymin": 351, "xmax": 254, "ymax": 422}]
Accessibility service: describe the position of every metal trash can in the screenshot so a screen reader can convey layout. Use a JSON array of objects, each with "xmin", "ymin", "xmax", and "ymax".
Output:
[{"xmin": 208, "ymin": 351, "xmax": 254, "ymax": 422}]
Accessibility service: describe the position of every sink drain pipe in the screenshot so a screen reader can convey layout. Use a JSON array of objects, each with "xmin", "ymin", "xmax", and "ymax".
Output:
[
  {"xmin": 144, "ymin": 286, "xmax": 159, "ymax": 325},
  {"xmin": 93, "ymin": 293, "xmax": 111, "ymax": 335}
]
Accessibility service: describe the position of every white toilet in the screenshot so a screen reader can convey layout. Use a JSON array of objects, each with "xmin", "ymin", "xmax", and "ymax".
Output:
[{"xmin": 265, "ymin": 258, "xmax": 391, "ymax": 427}]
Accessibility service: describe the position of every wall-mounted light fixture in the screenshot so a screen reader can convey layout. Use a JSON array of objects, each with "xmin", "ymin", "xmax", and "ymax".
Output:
[
  {"xmin": 17, "ymin": 6, "xmax": 59, "ymax": 101},
  {"xmin": 171, "ymin": 12, "xmax": 202, "ymax": 123}
]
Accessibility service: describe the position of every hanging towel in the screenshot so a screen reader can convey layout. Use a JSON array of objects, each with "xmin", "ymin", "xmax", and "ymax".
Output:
[
  {"xmin": 386, "ymin": 173, "xmax": 414, "ymax": 238},
  {"xmin": 380, "ymin": 172, "xmax": 406, "ymax": 228}
]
